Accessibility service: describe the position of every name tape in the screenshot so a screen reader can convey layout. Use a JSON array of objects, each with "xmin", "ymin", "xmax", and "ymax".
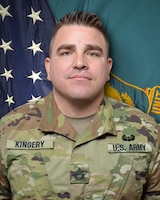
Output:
[
  {"xmin": 7, "ymin": 139, "xmax": 53, "ymax": 149},
  {"xmin": 107, "ymin": 143, "xmax": 152, "ymax": 153}
]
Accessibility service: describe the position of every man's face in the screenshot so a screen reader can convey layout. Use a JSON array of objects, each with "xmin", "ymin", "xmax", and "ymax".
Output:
[{"xmin": 45, "ymin": 25, "xmax": 112, "ymax": 103}]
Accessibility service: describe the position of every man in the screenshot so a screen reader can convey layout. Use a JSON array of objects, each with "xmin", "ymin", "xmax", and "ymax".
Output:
[{"xmin": 0, "ymin": 11, "xmax": 160, "ymax": 200}]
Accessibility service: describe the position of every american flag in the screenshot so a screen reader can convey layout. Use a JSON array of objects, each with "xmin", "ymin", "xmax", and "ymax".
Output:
[{"xmin": 0, "ymin": 0, "xmax": 55, "ymax": 118}]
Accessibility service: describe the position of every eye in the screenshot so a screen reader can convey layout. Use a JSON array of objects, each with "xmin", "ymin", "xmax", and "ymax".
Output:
[
  {"xmin": 58, "ymin": 49, "xmax": 73, "ymax": 56},
  {"xmin": 87, "ymin": 51, "xmax": 100, "ymax": 57},
  {"xmin": 61, "ymin": 51, "xmax": 72, "ymax": 56}
]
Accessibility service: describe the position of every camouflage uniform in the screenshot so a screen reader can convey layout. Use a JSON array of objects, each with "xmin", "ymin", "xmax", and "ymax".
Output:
[{"xmin": 0, "ymin": 92, "xmax": 160, "ymax": 200}]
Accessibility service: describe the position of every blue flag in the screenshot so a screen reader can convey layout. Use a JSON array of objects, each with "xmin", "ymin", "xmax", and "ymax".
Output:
[{"xmin": 0, "ymin": 0, "xmax": 55, "ymax": 118}]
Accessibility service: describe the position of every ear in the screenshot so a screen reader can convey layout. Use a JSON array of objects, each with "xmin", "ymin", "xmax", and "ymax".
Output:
[
  {"xmin": 106, "ymin": 57, "xmax": 113, "ymax": 81},
  {"xmin": 45, "ymin": 57, "xmax": 51, "ymax": 81}
]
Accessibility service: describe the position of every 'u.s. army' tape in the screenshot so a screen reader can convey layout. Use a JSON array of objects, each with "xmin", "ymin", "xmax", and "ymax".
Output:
[{"xmin": 107, "ymin": 143, "xmax": 152, "ymax": 153}]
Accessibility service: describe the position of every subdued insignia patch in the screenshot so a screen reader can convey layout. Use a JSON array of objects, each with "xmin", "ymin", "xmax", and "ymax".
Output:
[
  {"xmin": 6, "ymin": 139, "xmax": 54, "ymax": 149},
  {"xmin": 122, "ymin": 134, "xmax": 135, "ymax": 141},
  {"xmin": 70, "ymin": 163, "xmax": 90, "ymax": 184},
  {"xmin": 107, "ymin": 143, "xmax": 152, "ymax": 153}
]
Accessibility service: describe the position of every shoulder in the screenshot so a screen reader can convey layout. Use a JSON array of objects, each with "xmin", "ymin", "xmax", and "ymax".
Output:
[
  {"xmin": 0, "ymin": 97, "xmax": 45, "ymax": 132},
  {"xmin": 105, "ymin": 97, "xmax": 158, "ymax": 146},
  {"xmin": 106, "ymin": 96, "xmax": 157, "ymax": 124}
]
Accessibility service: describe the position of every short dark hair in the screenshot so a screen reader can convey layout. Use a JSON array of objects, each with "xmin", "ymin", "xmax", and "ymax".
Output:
[{"xmin": 49, "ymin": 11, "xmax": 110, "ymax": 56}]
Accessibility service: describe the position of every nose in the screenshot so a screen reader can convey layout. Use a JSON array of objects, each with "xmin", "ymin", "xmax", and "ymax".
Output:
[{"xmin": 73, "ymin": 53, "xmax": 88, "ymax": 71}]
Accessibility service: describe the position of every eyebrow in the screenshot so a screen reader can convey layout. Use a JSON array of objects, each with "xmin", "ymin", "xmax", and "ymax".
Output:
[
  {"xmin": 57, "ymin": 44, "xmax": 103, "ymax": 53},
  {"xmin": 57, "ymin": 44, "xmax": 75, "ymax": 53},
  {"xmin": 85, "ymin": 44, "xmax": 103, "ymax": 53}
]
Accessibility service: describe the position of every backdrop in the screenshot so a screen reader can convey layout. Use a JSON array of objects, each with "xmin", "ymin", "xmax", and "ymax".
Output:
[{"xmin": 0, "ymin": 0, "xmax": 160, "ymax": 123}]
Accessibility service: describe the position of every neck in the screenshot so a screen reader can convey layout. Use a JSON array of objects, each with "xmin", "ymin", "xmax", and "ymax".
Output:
[{"xmin": 53, "ymin": 91, "xmax": 103, "ymax": 118}]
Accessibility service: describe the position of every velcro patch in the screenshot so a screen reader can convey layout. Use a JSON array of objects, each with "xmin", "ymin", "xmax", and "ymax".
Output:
[
  {"xmin": 7, "ymin": 139, "xmax": 54, "ymax": 149},
  {"xmin": 107, "ymin": 143, "xmax": 152, "ymax": 153},
  {"xmin": 70, "ymin": 163, "xmax": 89, "ymax": 184}
]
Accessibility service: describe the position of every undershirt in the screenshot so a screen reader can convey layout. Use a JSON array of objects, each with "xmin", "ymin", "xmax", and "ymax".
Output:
[{"xmin": 66, "ymin": 114, "xmax": 95, "ymax": 134}]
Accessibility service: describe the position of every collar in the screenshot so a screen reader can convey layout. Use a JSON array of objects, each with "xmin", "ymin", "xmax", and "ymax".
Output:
[{"xmin": 39, "ymin": 93, "xmax": 117, "ymax": 141}]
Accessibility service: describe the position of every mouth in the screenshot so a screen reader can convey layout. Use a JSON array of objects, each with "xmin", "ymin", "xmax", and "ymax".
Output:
[
  {"xmin": 68, "ymin": 71, "xmax": 92, "ymax": 80},
  {"xmin": 70, "ymin": 74, "xmax": 91, "ymax": 80}
]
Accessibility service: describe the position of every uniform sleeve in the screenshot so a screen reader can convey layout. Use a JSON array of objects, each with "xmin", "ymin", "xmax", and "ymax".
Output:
[
  {"xmin": 0, "ymin": 117, "xmax": 12, "ymax": 199},
  {"xmin": 144, "ymin": 125, "xmax": 160, "ymax": 199},
  {"xmin": 0, "ymin": 152, "xmax": 12, "ymax": 199}
]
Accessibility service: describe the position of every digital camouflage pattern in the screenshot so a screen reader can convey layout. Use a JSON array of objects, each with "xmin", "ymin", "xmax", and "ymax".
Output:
[{"xmin": 0, "ymin": 92, "xmax": 160, "ymax": 200}]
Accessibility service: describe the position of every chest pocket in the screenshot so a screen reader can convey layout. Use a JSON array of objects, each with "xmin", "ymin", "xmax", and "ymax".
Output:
[
  {"xmin": 104, "ymin": 154, "xmax": 149, "ymax": 200},
  {"xmin": 7, "ymin": 149, "xmax": 54, "ymax": 199}
]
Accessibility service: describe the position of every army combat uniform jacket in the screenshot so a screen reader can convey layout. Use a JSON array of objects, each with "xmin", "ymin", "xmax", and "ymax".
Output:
[{"xmin": 0, "ymin": 92, "xmax": 160, "ymax": 200}]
